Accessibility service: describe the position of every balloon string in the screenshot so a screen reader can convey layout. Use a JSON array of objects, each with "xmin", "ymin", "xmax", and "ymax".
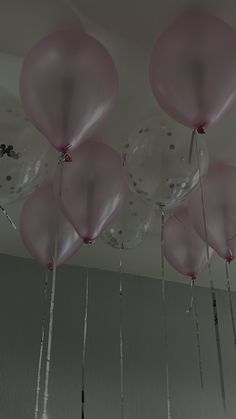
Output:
[
  {"xmin": 192, "ymin": 287, "xmax": 207, "ymax": 419},
  {"xmin": 195, "ymin": 136, "xmax": 227, "ymax": 417},
  {"xmin": 34, "ymin": 270, "xmax": 49, "ymax": 419},
  {"xmin": 81, "ymin": 267, "xmax": 89, "ymax": 419},
  {"xmin": 188, "ymin": 129, "xmax": 196, "ymax": 164},
  {"xmin": 42, "ymin": 156, "xmax": 64, "ymax": 419},
  {"xmin": 225, "ymin": 261, "xmax": 236, "ymax": 350},
  {"xmin": 119, "ymin": 247, "xmax": 124, "ymax": 419},
  {"xmin": 186, "ymin": 277, "xmax": 195, "ymax": 314},
  {"xmin": 186, "ymin": 278, "xmax": 205, "ymax": 393},
  {"xmin": 0, "ymin": 205, "xmax": 17, "ymax": 230},
  {"xmin": 160, "ymin": 205, "xmax": 171, "ymax": 419},
  {"xmin": 193, "ymin": 296, "xmax": 205, "ymax": 392}
]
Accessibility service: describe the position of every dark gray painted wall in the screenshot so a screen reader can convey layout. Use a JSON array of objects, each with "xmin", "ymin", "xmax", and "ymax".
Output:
[{"xmin": 0, "ymin": 254, "xmax": 235, "ymax": 418}]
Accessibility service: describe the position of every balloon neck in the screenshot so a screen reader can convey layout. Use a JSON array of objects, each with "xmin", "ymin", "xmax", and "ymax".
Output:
[
  {"xmin": 83, "ymin": 237, "xmax": 94, "ymax": 245},
  {"xmin": 47, "ymin": 261, "xmax": 53, "ymax": 271},
  {"xmin": 196, "ymin": 124, "xmax": 206, "ymax": 134},
  {"xmin": 59, "ymin": 144, "xmax": 70, "ymax": 154},
  {"xmin": 58, "ymin": 144, "xmax": 72, "ymax": 162},
  {"xmin": 188, "ymin": 272, "xmax": 197, "ymax": 281},
  {"xmin": 226, "ymin": 253, "xmax": 233, "ymax": 263}
]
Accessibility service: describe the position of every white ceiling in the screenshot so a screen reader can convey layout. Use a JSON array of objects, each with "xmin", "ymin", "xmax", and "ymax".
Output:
[{"xmin": 0, "ymin": 0, "xmax": 236, "ymax": 290}]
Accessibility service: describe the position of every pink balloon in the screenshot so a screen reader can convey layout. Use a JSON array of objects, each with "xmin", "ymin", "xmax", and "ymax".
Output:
[
  {"xmin": 164, "ymin": 207, "xmax": 212, "ymax": 279},
  {"xmin": 189, "ymin": 162, "xmax": 236, "ymax": 262},
  {"xmin": 54, "ymin": 140, "xmax": 128, "ymax": 243},
  {"xmin": 20, "ymin": 182, "xmax": 82, "ymax": 268},
  {"xmin": 150, "ymin": 12, "xmax": 236, "ymax": 131},
  {"xmin": 20, "ymin": 30, "xmax": 118, "ymax": 152}
]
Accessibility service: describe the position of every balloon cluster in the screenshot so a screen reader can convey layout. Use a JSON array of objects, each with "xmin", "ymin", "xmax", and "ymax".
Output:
[
  {"xmin": 148, "ymin": 12, "xmax": 236, "ymax": 280},
  {"xmin": 10, "ymin": 13, "xmax": 236, "ymax": 275},
  {"xmin": 162, "ymin": 162, "xmax": 236, "ymax": 281}
]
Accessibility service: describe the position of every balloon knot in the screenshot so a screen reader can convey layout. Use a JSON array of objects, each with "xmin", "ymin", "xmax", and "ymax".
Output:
[
  {"xmin": 58, "ymin": 144, "xmax": 72, "ymax": 162},
  {"xmin": 59, "ymin": 144, "xmax": 70, "ymax": 154},
  {"xmin": 47, "ymin": 262, "xmax": 53, "ymax": 271},
  {"xmin": 196, "ymin": 125, "xmax": 206, "ymax": 134},
  {"xmin": 64, "ymin": 153, "xmax": 72, "ymax": 162},
  {"xmin": 83, "ymin": 237, "xmax": 93, "ymax": 245},
  {"xmin": 226, "ymin": 254, "xmax": 233, "ymax": 263},
  {"xmin": 188, "ymin": 272, "xmax": 197, "ymax": 281}
]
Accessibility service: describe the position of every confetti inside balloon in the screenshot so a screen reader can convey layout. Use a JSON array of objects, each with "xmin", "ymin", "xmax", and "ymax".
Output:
[
  {"xmin": 0, "ymin": 87, "xmax": 54, "ymax": 205},
  {"xmin": 101, "ymin": 189, "xmax": 151, "ymax": 249},
  {"xmin": 124, "ymin": 114, "xmax": 209, "ymax": 209}
]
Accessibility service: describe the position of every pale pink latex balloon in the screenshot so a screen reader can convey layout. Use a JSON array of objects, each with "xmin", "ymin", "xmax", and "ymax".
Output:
[
  {"xmin": 20, "ymin": 30, "xmax": 118, "ymax": 153},
  {"xmin": 189, "ymin": 162, "xmax": 236, "ymax": 262},
  {"xmin": 164, "ymin": 207, "xmax": 212, "ymax": 279},
  {"xmin": 54, "ymin": 140, "xmax": 128, "ymax": 242},
  {"xmin": 150, "ymin": 12, "xmax": 236, "ymax": 131},
  {"xmin": 20, "ymin": 182, "xmax": 82, "ymax": 268}
]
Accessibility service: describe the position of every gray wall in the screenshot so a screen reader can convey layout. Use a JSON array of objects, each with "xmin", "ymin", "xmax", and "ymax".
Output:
[{"xmin": 0, "ymin": 253, "xmax": 235, "ymax": 418}]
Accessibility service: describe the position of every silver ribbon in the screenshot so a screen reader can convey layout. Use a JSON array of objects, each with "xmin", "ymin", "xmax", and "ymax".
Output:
[
  {"xmin": 81, "ymin": 268, "xmax": 89, "ymax": 419},
  {"xmin": 0, "ymin": 205, "xmax": 17, "ymax": 230},
  {"xmin": 186, "ymin": 278, "xmax": 205, "ymax": 395},
  {"xmin": 42, "ymin": 156, "xmax": 64, "ymax": 418},
  {"xmin": 119, "ymin": 248, "xmax": 124, "ymax": 419},
  {"xmin": 195, "ymin": 136, "xmax": 227, "ymax": 418},
  {"xmin": 225, "ymin": 261, "xmax": 236, "ymax": 349},
  {"xmin": 160, "ymin": 205, "xmax": 171, "ymax": 419},
  {"xmin": 34, "ymin": 271, "xmax": 49, "ymax": 419}
]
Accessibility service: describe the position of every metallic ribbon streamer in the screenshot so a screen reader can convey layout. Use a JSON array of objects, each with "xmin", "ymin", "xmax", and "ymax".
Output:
[
  {"xmin": 186, "ymin": 278, "xmax": 195, "ymax": 314},
  {"xmin": 160, "ymin": 205, "xmax": 171, "ymax": 419},
  {"xmin": 119, "ymin": 247, "xmax": 124, "ymax": 419},
  {"xmin": 42, "ymin": 156, "xmax": 64, "ymax": 418},
  {"xmin": 225, "ymin": 261, "xmax": 236, "ymax": 349},
  {"xmin": 188, "ymin": 129, "xmax": 196, "ymax": 164},
  {"xmin": 186, "ymin": 278, "xmax": 205, "ymax": 392},
  {"xmin": 195, "ymin": 136, "xmax": 227, "ymax": 418},
  {"xmin": 81, "ymin": 268, "xmax": 89, "ymax": 419},
  {"xmin": 0, "ymin": 205, "xmax": 17, "ymax": 230},
  {"xmin": 193, "ymin": 297, "xmax": 205, "ymax": 393},
  {"xmin": 34, "ymin": 271, "xmax": 49, "ymax": 419}
]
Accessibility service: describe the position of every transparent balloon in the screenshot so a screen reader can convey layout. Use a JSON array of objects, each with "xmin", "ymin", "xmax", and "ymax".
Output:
[
  {"xmin": 101, "ymin": 189, "xmax": 151, "ymax": 249},
  {"xmin": 124, "ymin": 114, "xmax": 209, "ymax": 209},
  {"xmin": 0, "ymin": 87, "xmax": 54, "ymax": 205}
]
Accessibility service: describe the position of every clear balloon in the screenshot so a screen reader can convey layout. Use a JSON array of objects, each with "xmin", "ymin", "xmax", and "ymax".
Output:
[
  {"xmin": 54, "ymin": 140, "xmax": 128, "ymax": 243},
  {"xmin": 0, "ymin": 87, "xmax": 54, "ymax": 205},
  {"xmin": 124, "ymin": 114, "xmax": 209, "ymax": 209},
  {"xmin": 101, "ymin": 189, "xmax": 151, "ymax": 249},
  {"xmin": 150, "ymin": 12, "xmax": 236, "ymax": 130},
  {"xmin": 164, "ymin": 207, "xmax": 213, "ymax": 278},
  {"xmin": 20, "ymin": 182, "xmax": 82, "ymax": 268},
  {"xmin": 20, "ymin": 30, "xmax": 118, "ymax": 153},
  {"xmin": 189, "ymin": 162, "xmax": 236, "ymax": 262}
]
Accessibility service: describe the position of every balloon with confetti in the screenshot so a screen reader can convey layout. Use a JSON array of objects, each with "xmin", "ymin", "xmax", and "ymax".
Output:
[
  {"xmin": 101, "ymin": 189, "xmax": 151, "ymax": 249},
  {"xmin": 0, "ymin": 87, "xmax": 54, "ymax": 205},
  {"xmin": 124, "ymin": 114, "xmax": 209, "ymax": 209}
]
